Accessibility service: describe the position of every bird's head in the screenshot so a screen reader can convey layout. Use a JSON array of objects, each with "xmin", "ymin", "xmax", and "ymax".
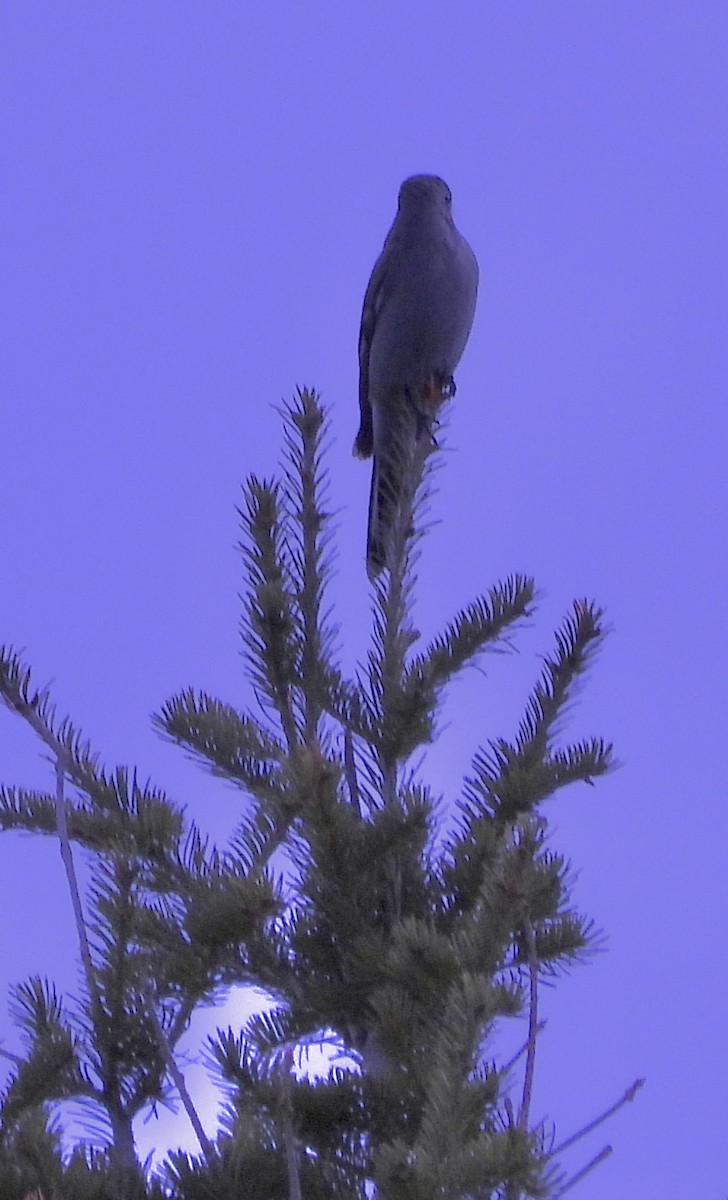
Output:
[{"xmin": 398, "ymin": 174, "xmax": 453, "ymax": 213}]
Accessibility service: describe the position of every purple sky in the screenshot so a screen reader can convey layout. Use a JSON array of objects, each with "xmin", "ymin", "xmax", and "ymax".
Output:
[{"xmin": 2, "ymin": 4, "xmax": 727, "ymax": 1194}]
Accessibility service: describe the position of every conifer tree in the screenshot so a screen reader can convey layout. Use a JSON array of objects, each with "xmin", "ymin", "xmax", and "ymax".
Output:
[{"xmin": 0, "ymin": 390, "xmax": 639, "ymax": 1199}]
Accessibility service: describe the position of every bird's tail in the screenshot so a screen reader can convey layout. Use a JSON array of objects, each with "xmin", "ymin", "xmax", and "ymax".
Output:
[
  {"xmin": 365, "ymin": 379, "xmax": 452, "ymax": 578},
  {"xmin": 366, "ymin": 454, "xmax": 396, "ymax": 580},
  {"xmin": 366, "ymin": 402, "xmax": 427, "ymax": 580}
]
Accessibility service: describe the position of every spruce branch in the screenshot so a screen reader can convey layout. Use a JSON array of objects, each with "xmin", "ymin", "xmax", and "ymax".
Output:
[
  {"xmin": 0, "ymin": 650, "xmax": 183, "ymax": 861},
  {"xmin": 0, "ymin": 1108, "xmax": 67, "ymax": 1199},
  {"xmin": 155, "ymin": 688, "xmax": 286, "ymax": 799},
  {"xmin": 0, "ymin": 785, "xmax": 75, "ymax": 838},
  {"xmin": 239, "ymin": 478, "xmax": 300, "ymax": 750},
  {"xmin": 0, "ymin": 646, "xmax": 100, "ymax": 799},
  {"xmin": 514, "ymin": 600, "xmax": 606, "ymax": 762},
  {"xmin": 157, "ymin": 688, "xmax": 284, "ymax": 764},
  {"xmin": 453, "ymin": 602, "xmax": 613, "ymax": 848},
  {"xmin": 406, "ymin": 575, "xmax": 536, "ymax": 701},
  {"xmin": 3, "ymin": 977, "xmax": 93, "ymax": 1120},
  {"xmin": 280, "ymin": 388, "xmax": 336, "ymax": 747}
]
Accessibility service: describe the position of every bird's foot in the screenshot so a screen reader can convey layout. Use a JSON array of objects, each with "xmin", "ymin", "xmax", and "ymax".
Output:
[
  {"xmin": 420, "ymin": 372, "xmax": 455, "ymax": 411},
  {"xmin": 408, "ymin": 373, "xmax": 454, "ymax": 444}
]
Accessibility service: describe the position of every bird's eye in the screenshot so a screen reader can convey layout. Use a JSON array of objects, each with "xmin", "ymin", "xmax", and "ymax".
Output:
[{"xmin": 445, "ymin": 189, "xmax": 452, "ymax": 205}]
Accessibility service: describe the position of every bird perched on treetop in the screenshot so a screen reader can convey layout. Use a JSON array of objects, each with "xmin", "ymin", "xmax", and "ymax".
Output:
[{"xmin": 354, "ymin": 174, "xmax": 478, "ymax": 579}]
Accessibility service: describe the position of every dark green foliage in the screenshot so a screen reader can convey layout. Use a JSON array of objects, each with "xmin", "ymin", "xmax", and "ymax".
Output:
[
  {"xmin": 0, "ymin": 1107, "xmax": 66, "ymax": 1200},
  {"xmin": 0, "ymin": 389, "xmax": 615, "ymax": 1197}
]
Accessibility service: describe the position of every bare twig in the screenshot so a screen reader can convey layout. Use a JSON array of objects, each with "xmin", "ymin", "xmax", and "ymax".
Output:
[
  {"xmin": 551, "ymin": 1078, "xmax": 645, "ymax": 1158},
  {"xmin": 518, "ymin": 917, "xmax": 539, "ymax": 1130},
  {"xmin": 552, "ymin": 1144, "xmax": 613, "ymax": 1197},
  {"xmin": 143, "ymin": 983, "xmax": 215, "ymax": 1166}
]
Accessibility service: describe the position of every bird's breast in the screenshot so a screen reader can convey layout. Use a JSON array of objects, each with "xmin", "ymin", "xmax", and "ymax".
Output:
[{"xmin": 367, "ymin": 236, "xmax": 477, "ymax": 397}]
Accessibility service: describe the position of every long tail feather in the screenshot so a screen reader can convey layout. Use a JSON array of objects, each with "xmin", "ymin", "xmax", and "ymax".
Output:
[{"xmin": 366, "ymin": 456, "xmax": 396, "ymax": 580}]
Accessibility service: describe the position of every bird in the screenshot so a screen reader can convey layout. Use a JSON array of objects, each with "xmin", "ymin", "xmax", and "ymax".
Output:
[{"xmin": 354, "ymin": 174, "xmax": 478, "ymax": 579}]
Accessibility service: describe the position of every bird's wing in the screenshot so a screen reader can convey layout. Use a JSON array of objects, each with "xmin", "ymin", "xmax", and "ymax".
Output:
[{"xmin": 354, "ymin": 248, "xmax": 389, "ymax": 459}]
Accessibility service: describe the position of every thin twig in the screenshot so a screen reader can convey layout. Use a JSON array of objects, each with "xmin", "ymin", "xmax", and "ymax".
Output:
[
  {"xmin": 551, "ymin": 1145, "xmax": 613, "ymax": 1198},
  {"xmin": 551, "ymin": 1078, "xmax": 645, "ymax": 1157},
  {"xmin": 518, "ymin": 917, "xmax": 539, "ymax": 1130},
  {"xmin": 143, "ymin": 983, "xmax": 215, "ymax": 1166},
  {"xmin": 54, "ymin": 763, "xmax": 103, "ymax": 1021},
  {"xmin": 501, "ymin": 1020, "xmax": 547, "ymax": 1077}
]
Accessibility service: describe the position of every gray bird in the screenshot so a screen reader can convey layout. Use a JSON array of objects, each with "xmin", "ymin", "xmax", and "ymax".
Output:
[{"xmin": 354, "ymin": 174, "xmax": 478, "ymax": 578}]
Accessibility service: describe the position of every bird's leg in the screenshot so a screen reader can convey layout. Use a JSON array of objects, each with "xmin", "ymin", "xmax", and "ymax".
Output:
[{"xmin": 409, "ymin": 373, "xmax": 455, "ymax": 444}]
